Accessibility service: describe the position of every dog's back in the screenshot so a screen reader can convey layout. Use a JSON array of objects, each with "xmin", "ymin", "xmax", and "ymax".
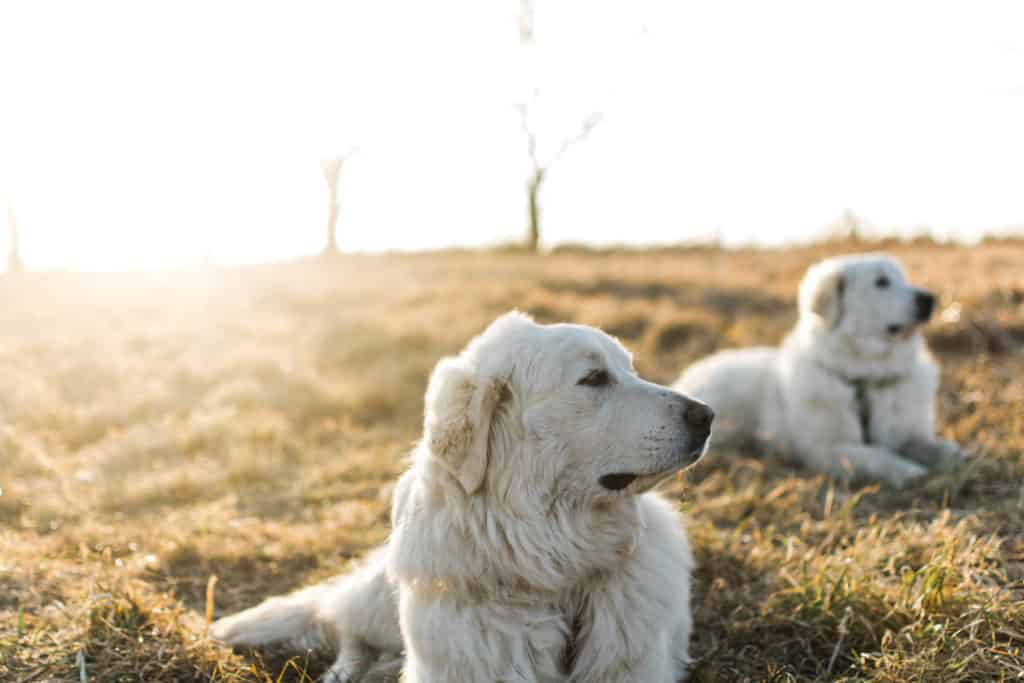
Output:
[{"xmin": 675, "ymin": 347, "xmax": 780, "ymax": 447}]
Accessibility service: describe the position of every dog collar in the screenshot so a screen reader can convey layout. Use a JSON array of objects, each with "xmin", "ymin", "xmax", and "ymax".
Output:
[{"xmin": 814, "ymin": 362, "xmax": 905, "ymax": 444}]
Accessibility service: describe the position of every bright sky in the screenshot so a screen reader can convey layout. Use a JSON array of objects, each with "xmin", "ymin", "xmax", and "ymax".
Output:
[{"xmin": 2, "ymin": 0, "xmax": 1023, "ymax": 270}]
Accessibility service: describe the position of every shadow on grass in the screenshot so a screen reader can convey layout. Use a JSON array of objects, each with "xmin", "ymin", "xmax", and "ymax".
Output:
[
  {"xmin": 539, "ymin": 277, "xmax": 790, "ymax": 316},
  {"xmin": 82, "ymin": 591, "xmax": 326, "ymax": 683},
  {"xmin": 0, "ymin": 492, "xmax": 28, "ymax": 526},
  {"xmin": 142, "ymin": 544, "xmax": 321, "ymax": 615},
  {"xmin": 688, "ymin": 547, "xmax": 875, "ymax": 682},
  {"xmin": 0, "ymin": 574, "xmax": 25, "ymax": 611},
  {"xmin": 927, "ymin": 319, "xmax": 1024, "ymax": 355},
  {"xmin": 541, "ymin": 276, "xmax": 681, "ymax": 302},
  {"xmin": 100, "ymin": 482, "xmax": 229, "ymax": 519}
]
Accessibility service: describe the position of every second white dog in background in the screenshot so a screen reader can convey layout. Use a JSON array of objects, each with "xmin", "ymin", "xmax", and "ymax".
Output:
[{"xmin": 676, "ymin": 253, "xmax": 963, "ymax": 488}]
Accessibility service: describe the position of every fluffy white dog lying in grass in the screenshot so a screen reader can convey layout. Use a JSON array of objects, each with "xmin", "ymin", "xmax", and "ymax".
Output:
[
  {"xmin": 212, "ymin": 312, "xmax": 713, "ymax": 682},
  {"xmin": 676, "ymin": 254, "xmax": 963, "ymax": 488}
]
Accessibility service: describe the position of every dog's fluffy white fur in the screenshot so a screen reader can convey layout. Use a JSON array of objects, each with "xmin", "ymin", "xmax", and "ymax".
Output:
[
  {"xmin": 675, "ymin": 253, "xmax": 963, "ymax": 488},
  {"xmin": 212, "ymin": 312, "xmax": 713, "ymax": 682}
]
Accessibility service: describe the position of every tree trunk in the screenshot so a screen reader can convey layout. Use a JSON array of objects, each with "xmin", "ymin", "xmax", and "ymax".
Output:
[
  {"xmin": 322, "ymin": 159, "xmax": 344, "ymax": 258},
  {"xmin": 526, "ymin": 169, "xmax": 545, "ymax": 252},
  {"xmin": 324, "ymin": 198, "xmax": 339, "ymax": 256}
]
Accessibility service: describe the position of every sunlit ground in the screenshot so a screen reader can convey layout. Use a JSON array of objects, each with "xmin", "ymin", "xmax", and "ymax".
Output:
[{"xmin": 1, "ymin": 239, "xmax": 1022, "ymax": 681}]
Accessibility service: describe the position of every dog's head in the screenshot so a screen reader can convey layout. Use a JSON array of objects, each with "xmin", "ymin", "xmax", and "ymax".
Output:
[
  {"xmin": 799, "ymin": 254, "xmax": 935, "ymax": 358},
  {"xmin": 421, "ymin": 312, "xmax": 712, "ymax": 504}
]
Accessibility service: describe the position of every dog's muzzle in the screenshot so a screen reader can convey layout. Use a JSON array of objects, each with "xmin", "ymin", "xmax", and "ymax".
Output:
[{"xmin": 597, "ymin": 398, "xmax": 714, "ymax": 492}]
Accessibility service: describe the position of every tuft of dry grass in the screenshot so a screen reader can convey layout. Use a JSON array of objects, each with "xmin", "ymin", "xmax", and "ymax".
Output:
[{"xmin": 1, "ymin": 240, "xmax": 1022, "ymax": 681}]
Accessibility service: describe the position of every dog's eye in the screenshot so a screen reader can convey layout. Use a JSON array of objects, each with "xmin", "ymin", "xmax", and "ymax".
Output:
[
  {"xmin": 578, "ymin": 369, "xmax": 610, "ymax": 387},
  {"xmin": 875, "ymin": 276, "xmax": 891, "ymax": 289}
]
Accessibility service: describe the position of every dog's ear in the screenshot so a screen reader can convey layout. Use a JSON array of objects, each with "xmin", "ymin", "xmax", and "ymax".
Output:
[
  {"xmin": 803, "ymin": 265, "xmax": 845, "ymax": 328},
  {"xmin": 423, "ymin": 356, "xmax": 508, "ymax": 495}
]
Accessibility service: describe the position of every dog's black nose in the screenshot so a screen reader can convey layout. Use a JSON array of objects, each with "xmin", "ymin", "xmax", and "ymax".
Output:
[
  {"xmin": 683, "ymin": 401, "xmax": 714, "ymax": 432},
  {"xmin": 915, "ymin": 291, "xmax": 936, "ymax": 322}
]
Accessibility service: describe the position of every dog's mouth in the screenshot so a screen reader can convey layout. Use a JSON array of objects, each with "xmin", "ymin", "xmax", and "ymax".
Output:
[
  {"xmin": 598, "ymin": 473, "xmax": 638, "ymax": 491},
  {"xmin": 598, "ymin": 443, "xmax": 707, "ymax": 492},
  {"xmin": 886, "ymin": 322, "xmax": 920, "ymax": 339}
]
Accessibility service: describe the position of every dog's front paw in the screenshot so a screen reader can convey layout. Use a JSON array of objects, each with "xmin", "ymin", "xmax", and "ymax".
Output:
[
  {"xmin": 886, "ymin": 459, "xmax": 930, "ymax": 490},
  {"xmin": 899, "ymin": 438, "xmax": 965, "ymax": 473},
  {"xmin": 322, "ymin": 667, "xmax": 354, "ymax": 683},
  {"xmin": 930, "ymin": 439, "xmax": 966, "ymax": 474}
]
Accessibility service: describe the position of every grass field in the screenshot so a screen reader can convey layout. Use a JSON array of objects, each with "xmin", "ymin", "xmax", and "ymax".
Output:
[{"xmin": 2, "ymin": 240, "xmax": 1023, "ymax": 682}]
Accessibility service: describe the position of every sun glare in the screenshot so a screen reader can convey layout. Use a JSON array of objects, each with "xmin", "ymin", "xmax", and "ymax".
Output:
[{"xmin": 2, "ymin": 0, "xmax": 1023, "ymax": 270}]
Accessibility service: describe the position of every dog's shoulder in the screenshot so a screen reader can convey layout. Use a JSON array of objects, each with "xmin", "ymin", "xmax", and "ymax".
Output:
[
  {"xmin": 386, "ymin": 462, "xmax": 460, "ymax": 583},
  {"xmin": 676, "ymin": 346, "xmax": 779, "ymax": 393}
]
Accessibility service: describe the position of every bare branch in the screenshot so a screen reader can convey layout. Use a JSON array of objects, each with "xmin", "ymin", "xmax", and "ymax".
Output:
[
  {"xmin": 551, "ymin": 111, "xmax": 604, "ymax": 165},
  {"xmin": 320, "ymin": 146, "xmax": 359, "ymax": 187},
  {"xmin": 516, "ymin": 102, "xmax": 541, "ymax": 172},
  {"xmin": 515, "ymin": 0, "xmax": 603, "ymax": 252}
]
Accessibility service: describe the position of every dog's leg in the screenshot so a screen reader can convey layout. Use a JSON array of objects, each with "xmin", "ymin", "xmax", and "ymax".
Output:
[
  {"xmin": 322, "ymin": 638, "xmax": 373, "ymax": 683},
  {"xmin": 362, "ymin": 652, "xmax": 403, "ymax": 682},
  {"xmin": 899, "ymin": 437, "xmax": 964, "ymax": 473},
  {"xmin": 820, "ymin": 443, "xmax": 928, "ymax": 488}
]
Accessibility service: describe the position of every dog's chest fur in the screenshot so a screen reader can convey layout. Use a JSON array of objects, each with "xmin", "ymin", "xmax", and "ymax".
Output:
[
  {"xmin": 832, "ymin": 373, "xmax": 906, "ymax": 445},
  {"xmin": 561, "ymin": 603, "xmax": 584, "ymax": 675},
  {"xmin": 849, "ymin": 376, "xmax": 915, "ymax": 447}
]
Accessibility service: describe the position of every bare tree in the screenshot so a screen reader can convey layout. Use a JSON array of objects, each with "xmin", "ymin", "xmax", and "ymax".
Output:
[
  {"xmin": 519, "ymin": 106, "xmax": 602, "ymax": 252},
  {"xmin": 6, "ymin": 199, "xmax": 23, "ymax": 274},
  {"xmin": 830, "ymin": 208, "xmax": 867, "ymax": 242},
  {"xmin": 517, "ymin": 0, "xmax": 603, "ymax": 252},
  {"xmin": 320, "ymin": 151, "xmax": 356, "ymax": 257}
]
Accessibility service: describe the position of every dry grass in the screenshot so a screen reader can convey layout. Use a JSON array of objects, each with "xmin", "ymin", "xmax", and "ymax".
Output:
[{"xmin": 1, "ymin": 240, "xmax": 1022, "ymax": 682}]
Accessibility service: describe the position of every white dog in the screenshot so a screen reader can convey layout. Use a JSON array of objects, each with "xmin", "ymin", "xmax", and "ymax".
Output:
[
  {"xmin": 675, "ymin": 253, "xmax": 962, "ymax": 488},
  {"xmin": 212, "ymin": 312, "xmax": 713, "ymax": 682}
]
